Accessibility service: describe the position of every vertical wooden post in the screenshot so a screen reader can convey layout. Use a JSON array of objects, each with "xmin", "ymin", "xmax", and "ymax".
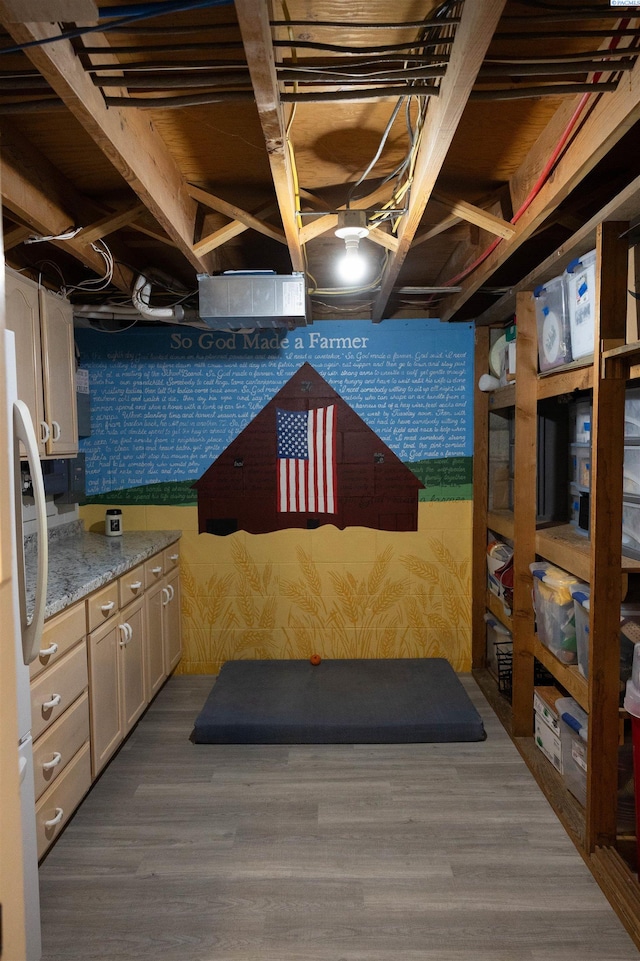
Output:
[
  {"xmin": 472, "ymin": 326, "xmax": 490, "ymax": 668},
  {"xmin": 512, "ymin": 291, "xmax": 538, "ymax": 736},
  {"xmin": 587, "ymin": 222, "xmax": 629, "ymax": 851}
]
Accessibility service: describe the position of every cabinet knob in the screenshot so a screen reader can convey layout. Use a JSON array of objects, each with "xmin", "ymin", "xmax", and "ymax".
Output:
[
  {"xmin": 39, "ymin": 641, "xmax": 58, "ymax": 658},
  {"xmin": 129, "ymin": 580, "xmax": 142, "ymax": 592},
  {"xmin": 51, "ymin": 420, "xmax": 61, "ymax": 442},
  {"xmin": 40, "ymin": 421, "xmax": 50, "ymax": 444},
  {"xmin": 169, "ymin": 553, "xmax": 179, "ymax": 562},
  {"xmin": 162, "ymin": 587, "xmax": 170, "ymax": 606},
  {"xmin": 101, "ymin": 600, "xmax": 115, "ymax": 614},
  {"xmin": 151, "ymin": 566, "xmax": 163, "ymax": 575},
  {"xmin": 42, "ymin": 693, "xmax": 62, "ymax": 711},
  {"xmin": 42, "ymin": 752, "xmax": 62, "ymax": 772},
  {"xmin": 44, "ymin": 807, "xmax": 64, "ymax": 828}
]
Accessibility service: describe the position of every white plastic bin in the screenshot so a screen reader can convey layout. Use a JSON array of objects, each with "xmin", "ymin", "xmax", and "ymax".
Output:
[
  {"xmin": 571, "ymin": 400, "xmax": 592, "ymax": 444},
  {"xmin": 624, "ymin": 446, "xmax": 640, "ymax": 495},
  {"xmin": 530, "ymin": 562, "xmax": 584, "ymax": 664},
  {"xmin": 570, "ymin": 444, "xmax": 590, "ymax": 489},
  {"xmin": 565, "ymin": 249, "xmax": 596, "ymax": 360},
  {"xmin": 556, "ymin": 696, "xmax": 588, "ymax": 806},
  {"xmin": 570, "ymin": 584, "xmax": 590, "ymax": 678},
  {"xmin": 622, "ymin": 499, "xmax": 640, "ymax": 555},
  {"xmin": 534, "ymin": 275, "xmax": 572, "ymax": 371},
  {"xmin": 625, "ymin": 388, "xmax": 640, "ymax": 439}
]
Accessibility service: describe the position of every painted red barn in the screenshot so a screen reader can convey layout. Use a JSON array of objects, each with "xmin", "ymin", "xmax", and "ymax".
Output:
[{"xmin": 193, "ymin": 362, "xmax": 424, "ymax": 535}]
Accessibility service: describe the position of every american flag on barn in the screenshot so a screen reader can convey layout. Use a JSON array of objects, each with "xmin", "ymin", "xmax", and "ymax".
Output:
[{"xmin": 193, "ymin": 363, "xmax": 423, "ymax": 536}]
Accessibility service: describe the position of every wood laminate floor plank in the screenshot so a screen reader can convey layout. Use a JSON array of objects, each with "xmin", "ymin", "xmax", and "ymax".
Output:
[{"xmin": 38, "ymin": 675, "xmax": 640, "ymax": 960}]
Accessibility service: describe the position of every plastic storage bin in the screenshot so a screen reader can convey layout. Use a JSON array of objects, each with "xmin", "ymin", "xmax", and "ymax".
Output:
[
  {"xmin": 571, "ymin": 400, "xmax": 592, "ymax": 444},
  {"xmin": 622, "ymin": 499, "xmax": 640, "ymax": 556},
  {"xmin": 534, "ymin": 275, "xmax": 572, "ymax": 371},
  {"xmin": 568, "ymin": 484, "xmax": 580, "ymax": 527},
  {"xmin": 570, "ymin": 444, "xmax": 590, "ymax": 489},
  {"xmin": 565, "ymin": 249, "xmax": 596, "ymax": 360},
  {"xmin": 572, "ymin": 585, "xmax": 639, "ymax": 687},
  {"xmin": 530, "ymin": 562, "xmax": 584, "ymax": 664},
  {"xmin": 556, "ymin": 696, "xmax": 588, "ymax": 806},
  {"xmin": 625, "ymin": 387, "xmax": 640, "ymax": 439},
  {"xmin": 624, "ymin": 446, "xmax": 640, "ymax": 495}
]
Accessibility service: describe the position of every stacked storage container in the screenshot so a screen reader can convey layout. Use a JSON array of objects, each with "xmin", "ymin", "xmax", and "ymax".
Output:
[
  {"xmin": 623, "ymin": 387, "xmax": 640, "ymax": 558},
  {"xmin": 569, "ymin": 398, "xmax": 591, "ymax": 536},
  {"xmin": 565, "ymin": 249, "xmax": 597, "ymax": 361},
  {"xmin": 533, "ymin": 274, "xmax": 572, "ymax": 371},
  {"xmin": 530, "ymin": 561, "xmax": 585, "ymax": 665}
]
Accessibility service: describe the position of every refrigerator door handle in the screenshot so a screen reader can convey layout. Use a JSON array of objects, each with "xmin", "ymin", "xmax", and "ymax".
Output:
[{"xmin": 14, "ymin": 398, "xmax": 48, "ymax": 665}]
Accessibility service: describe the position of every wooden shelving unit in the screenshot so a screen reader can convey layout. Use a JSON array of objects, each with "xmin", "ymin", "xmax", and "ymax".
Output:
[{"xmin": 472, "ymin": 206, "xmax": 640, "ymax": 947}]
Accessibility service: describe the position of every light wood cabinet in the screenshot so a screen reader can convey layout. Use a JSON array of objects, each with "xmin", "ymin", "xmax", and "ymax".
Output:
[
  {"xmin": 30, "ymin": 603, "xmax": 90, "ymax": 859},
  {"xmin": 87, "ymin": 616, "xmax": 123, "ymax": 777},
  {"xmin": 4, "ymin": 266, "xmax": 77, "ymax": 458}
]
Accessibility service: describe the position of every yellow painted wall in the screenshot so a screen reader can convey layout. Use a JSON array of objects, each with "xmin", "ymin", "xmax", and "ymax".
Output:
[{"xmin": 81, "ymin": 501, "xmax": 472, "ymax": 674}]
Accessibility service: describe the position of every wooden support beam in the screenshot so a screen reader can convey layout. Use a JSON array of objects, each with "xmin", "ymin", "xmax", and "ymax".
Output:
[
  {"xmin": 0, "ymin": 10, "xmax": 212, "ymax": 275},
  {"xmin": 440, "ymin": 50, "xmax": 640, "ymax": 322},
  {"xmin": 77, "ymin": 203, "xmax": 147, "ymax": 247},
  {"xmin": 371, "ymin": 0, "xmax": 507, "ymax": 322},
  {"xmin": 187, "ymin": 185, "xmax": 286, "ymax": 247},
  {"xmin": 431, "ymin": 189, "xmax": 516, "ymax": 240},
  {"xmin": 2, "ymin": 225, "xmax": 31, "ymax": 250},
  {"xmin": 235, "ymin": 0, "xmax": 304, "ymax": 272},
  {"xmin": 192, "ymin": 202, "xmax": 279, "ymax": 257},
  {"xmin": 1, "ymin": 0, "xmax": 97, "ymax": 18},
  {"xmin": 298, "ymin": 183, "xmax": 402, "ymax": 246}
]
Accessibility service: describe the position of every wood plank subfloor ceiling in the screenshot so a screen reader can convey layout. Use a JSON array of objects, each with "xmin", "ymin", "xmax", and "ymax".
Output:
[{"xmin": 38, "ymin": 675, "xmax": 639, "ymax": 960}]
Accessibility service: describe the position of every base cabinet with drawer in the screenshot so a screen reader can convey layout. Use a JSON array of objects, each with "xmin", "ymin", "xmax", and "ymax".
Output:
[
  {"xmin": 34, "ymin": 541, "xmax": 181, "ymax": 856},
  {"xmin": 30, "ymin": 606, "xmax": 90, "ymax": 859}
]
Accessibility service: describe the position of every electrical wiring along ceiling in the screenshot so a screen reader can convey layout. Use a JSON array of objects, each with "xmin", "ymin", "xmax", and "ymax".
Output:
[{"xmin": 0, "ymin": 0, "xmax": 638, "ymax": 324}]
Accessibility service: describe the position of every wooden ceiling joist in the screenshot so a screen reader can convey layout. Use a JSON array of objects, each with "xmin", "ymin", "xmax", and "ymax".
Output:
[
  {"xmin": 440, "ymin": 49, "xmax": 640, "ymax": 322},
  {"xmin": 371, "ymin": 0, "xmax": 508, "ymax": 323},
  {"xmin": 187, "ymin": 185, "xmax": 286, "ymax": 247},
  {"xmin": 0, "ymin": 121, "xmax": 133, "ymax": 291},
  {"xmin": 431, "ymin": 189, "xmax": 516, "ymax": 240},
  {"xmin": 77, "ymin": 203, "xmax": 147, "ymax": 248},
  {"xmin": 0, "ymin": 9, "xmax": 214, "ymax": 277},
  {"xmin": 235, "ymin": 0, "xmax": 304, "ymax": 273}
]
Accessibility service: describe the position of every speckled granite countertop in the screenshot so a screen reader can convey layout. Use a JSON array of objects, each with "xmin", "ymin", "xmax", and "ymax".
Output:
[{"xmin": 24, "ymin": 521, "xmax": 181, "ymax": 621}]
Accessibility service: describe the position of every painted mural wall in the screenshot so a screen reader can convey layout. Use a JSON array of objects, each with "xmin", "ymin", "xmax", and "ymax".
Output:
[{"xmin": 76, "ymin": 318, "xmax": 474, "ymax": 673}]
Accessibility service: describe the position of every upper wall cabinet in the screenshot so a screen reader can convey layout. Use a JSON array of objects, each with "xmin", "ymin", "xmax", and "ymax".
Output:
[{"xmin": 5, "ymin": 268, "xmax": 78, "ymax": 458}]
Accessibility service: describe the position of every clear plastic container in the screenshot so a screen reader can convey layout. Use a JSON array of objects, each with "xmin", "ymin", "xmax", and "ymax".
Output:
[
  {"xmin": 625, "ymin": 387, "xmax": 640, "ymax": 439},
  {"xmin": 624, "ymin": 446, "xmax": 640, "ymax": 496},
  {"xmin": 533, "ymin": 275, "xmax": 572, "ymax": 371},
  {"xmin": 568, "ymin": 483, "xmax": 580, "ymax": 527},
  {"xmin": 573, "ymin": 587, "xmax": 639, "ymax": 685},
  {"xmin": 622, "ymin": 499, "xmax": 640, "ymax": 555},
  {"xmin": 529, "ymin": 562, "xmax": 584, "ymax": 664},
  {"xmin": 571, "ymin": 400, "xmax": 592, "ymax": 445},
  {"xmin": 570, "ymin": 444, "xmax": 591, "ymax": 489},
  {"xmin": 556, "ymin": 696, "xmax": 588, "ymax": 806},
  {"xmin": 570, "ymin": 584, "xmax": 590, "ymax": 678},
  {"xmin": 565, "ymin": 249, "xmax": 596, "ymax": 360}
]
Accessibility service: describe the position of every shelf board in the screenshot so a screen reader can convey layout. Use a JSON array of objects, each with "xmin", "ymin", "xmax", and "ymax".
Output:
[
  {"xmin": 534, "ymin": 637, "xmax": 588, "ymax": 710},
  {"xmin": 487, "ymin": 384, "xmax": 515, "ymax": 410},
  {"xmin": 486, "ymin": 590, "xmax": 513, "ymax": 630},
  {"xmin": 535, "ymin": 524, "xmax": 591, "ymax": 581},
  {"xmin": 487, "ymin": 509, "xmax": 514, "ymax": 540},
  {"xmin": 537, "ymin": 361, "xmax": 593, "ymax": 399}
]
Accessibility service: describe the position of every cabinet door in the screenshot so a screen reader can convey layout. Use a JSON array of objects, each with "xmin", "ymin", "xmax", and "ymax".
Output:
[
  {"xmin": 164, "ymin": 569, "xmax": 182, "ymax": 674},
  {"xmin": 4, "ymin": 268, "xmax": 46, "ymax": 455},
  {"xmin": 39, "ymin": 287, "xmax": 78, "ymax": 456},
  {"xmin": 145, "ymin": 580, "xmax": 166, "ymax": 699},
  {"xmin": 119, "ymin": 598, "xmax": 146, "ymax": 734},
  {"xmin": 88, "ymin": 620, "xmax": 122, "ymax": 777}
]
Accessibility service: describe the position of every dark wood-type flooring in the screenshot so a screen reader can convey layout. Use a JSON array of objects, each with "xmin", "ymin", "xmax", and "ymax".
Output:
[{"xmin": 39, "ymin": 674, "xmax": 640, "ymax": 960}]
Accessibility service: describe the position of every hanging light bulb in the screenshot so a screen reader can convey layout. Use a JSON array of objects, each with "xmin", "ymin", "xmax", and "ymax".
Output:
[{"xmin": 335, "ymin": 209, "xmax": 369, "ymax": 284}]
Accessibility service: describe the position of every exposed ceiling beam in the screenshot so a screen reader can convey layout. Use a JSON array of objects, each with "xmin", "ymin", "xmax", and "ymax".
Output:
[
  {"xmin": 235, "ymin": 0, "xmax": 304, "ymax": 272},
  {"xmin": 298, "ymin": 183, "xmax": 401, "ymax": 246},
  {"xmin": 440, "ymin": 49, "xmax": 640, "ymax": 322},
  {"xmin": 192, "ymin": 202, "xmax": 279, "ymax": 258},
  {"xmin": 0, "ymin": 120, "xmax": 134, "ymax": 291},
  {"xmin": 1, "ymin": 0, "xmax": 97, "ymax": 18},
  {"xmin": 77, "ymin": 203, "xmax": 147, "ymax": 247},
  {"xmin": 3, "ymin": 225, "xmax": 32, "ymax": 250},
  {"xmin": 187, "ymin": 185, "xmax": 286, "ymax": 246},
  {"xmin": 431, "ymin": 189, "xmax": 516, "ymax": 240},
  {"xmin": 0, "ymin": 10, "xmax": 214, "ymax": 276},
  {"xmin": 371, "ymin": 0, "xmax": 507, "ymax": 322}
]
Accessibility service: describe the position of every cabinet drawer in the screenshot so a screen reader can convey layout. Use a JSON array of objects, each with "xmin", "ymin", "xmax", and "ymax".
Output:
[
  {"xmin": 163, "ymin": 544, "xmax": 180, "ymax": 574},
  {"xmin": 31, "ymin": 642, "xmax": 88, "ymax": 741},
  {"xmin": 144, "ymin": 553, "xmax": 165, "ymax": 589},
  {"xmin": 118, "ymin": 564, "xmax": 144, "ymax": 608},
  {"xmin": 32, "ymin": 691, "xmax": 89, "ymax": 801},
  {"xmin": 36, "ymin": 741, "xmax": 91, "ymax": 860},
  {"xmin": 30, "ymin": 603, "xmax": 86, "ymax": 681},
  {"xmin": 86, "ymin": 582, "xmax": 120, "ymax": 633}
]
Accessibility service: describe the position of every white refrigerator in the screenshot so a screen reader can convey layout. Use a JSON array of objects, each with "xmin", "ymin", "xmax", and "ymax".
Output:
[{"xmin": 1, "ymin": 327, "xmax": 48, "ymax": 961}]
